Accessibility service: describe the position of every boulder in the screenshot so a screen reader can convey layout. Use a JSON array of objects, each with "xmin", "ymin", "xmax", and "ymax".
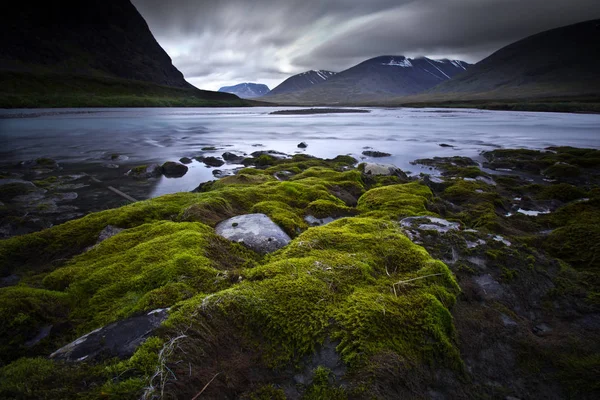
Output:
[
  {"xmin": 222, "ymin": 152, "xmax": 245, "ymax": 163},
  {"xmin": 363, "ymin": 163, "xmax": 407, "ymax": 179},
  {"xmin": 297, "ymin": 142, "xmax": 308, "ymax": 149},
  {"xmin": 179, "ymin": 157, "xmax": 193, "ymax": 164},
  {"xmin": 215, "ymin": 213, "xmax": 291, "ymax": 254},
  {"xmin": 161, "ymin": 161, "xmax": 188, "ymax": 178},
  {"xmin": 196, "ymin": 156, "xmax": 225, "ymax": 167},
  {"xmin": 50, "ymin": 308, "xmax": 169, "ymax": 362}
]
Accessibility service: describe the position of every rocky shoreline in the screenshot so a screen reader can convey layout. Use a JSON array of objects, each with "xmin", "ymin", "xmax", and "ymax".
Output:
[{"xmin": 1, "ymin": 147, "xmax": 599, "ymax": 399}]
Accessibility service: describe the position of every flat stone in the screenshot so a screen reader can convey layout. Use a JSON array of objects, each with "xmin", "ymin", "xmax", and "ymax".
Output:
[
  {"xmin": 50, "ymin": 308, "xmax": 169, "ymax": 362},
  {"xmin": 215, "ymin": 213, "xmax": 291, "ymax": 254}
]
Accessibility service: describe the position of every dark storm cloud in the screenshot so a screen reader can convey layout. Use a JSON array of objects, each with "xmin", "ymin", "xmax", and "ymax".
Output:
[{"xmin": 131, "ymin": 0, "xmax": 600, "ymax": 90}]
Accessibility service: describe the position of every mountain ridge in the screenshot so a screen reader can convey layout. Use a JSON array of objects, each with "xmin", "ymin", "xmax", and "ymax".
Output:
[
  {"xmin": 219, "ymin": 83, "xmax": 270, "ymax": 98},
  {"xmin": 261, "ymin": 56, "xmax": 471, "ymax": 104}
]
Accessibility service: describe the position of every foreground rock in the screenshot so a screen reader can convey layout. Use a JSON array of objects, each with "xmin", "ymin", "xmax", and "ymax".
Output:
[
  {"xmin": 215, "ymin": 213, "xmax": 291, "ymax": 254},
  {"xmin": 50, "ymin": 309, "xmax": 169, "ymax": 362},
  {"xmin": 161, "ymin": 161, "xmax": 188, "ymax": 177},
  {"xmin": 361, "ymin": 162, "xmax": 407, "ymax": 178}
]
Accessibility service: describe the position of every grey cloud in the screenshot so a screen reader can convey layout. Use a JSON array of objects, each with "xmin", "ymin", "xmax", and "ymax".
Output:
[{"xmin": 131, "ymin": 0, "xmax": 600, "ymax": 90}]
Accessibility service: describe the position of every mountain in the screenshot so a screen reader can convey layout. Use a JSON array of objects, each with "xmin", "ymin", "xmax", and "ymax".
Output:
[
  {"xmin": 0, "ymin": 0, "xmax": 244, "ymax": 107},
  {"xmin": 218, "ymin": 83, "xmax": 270, "ymax": 98},
  {"xmin": 261, "ymin": 56, "xmax": 470, "ymax": 104},
  {"xmin": 265, "ymin": 70, "xmax": 337, "ymax": 96},
  {"xmin": 405, "ymin": 19, "xmax": 600, "ymax": 103}
]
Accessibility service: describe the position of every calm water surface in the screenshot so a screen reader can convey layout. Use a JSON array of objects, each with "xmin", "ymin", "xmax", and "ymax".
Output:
[{"xmin": 1, "ymin": 107, "xmax": 599, "ymax": 198}]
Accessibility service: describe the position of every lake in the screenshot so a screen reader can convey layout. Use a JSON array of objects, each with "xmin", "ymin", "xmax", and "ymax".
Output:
[{"xmin": 1, "ymin": 107, "xmax": 600, "ymax": 202}]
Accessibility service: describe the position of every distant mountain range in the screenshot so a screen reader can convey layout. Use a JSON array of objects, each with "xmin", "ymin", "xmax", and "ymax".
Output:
[
  {"xmin": 261, "ymin": 57, "xmax": 470, "ymax": 104},
  {"xmin": 266, "ymin": 70, "xmax": 337, "ymax": 97},
  {"xmin": 400, "ymin": 19, "xmax": 600, "ymax": 103},
  {"xmin": 0, "ymin": 0, "xmax": 244, "ymax": 107},
  {"xmin": 218, "ymin": 83, "xmax": 270, "ymax": 98}
]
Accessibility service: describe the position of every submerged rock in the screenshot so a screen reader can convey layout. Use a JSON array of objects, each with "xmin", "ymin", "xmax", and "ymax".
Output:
[
  {"xmin": 215, "ymin": 213, "xmax": 291, "ymax": 254},
  {"xmin": 362, "ymin": 150, "xmax": 392, "ymax": 157},
  {"xmin": 179, "ymin": 157, "xmax": 193, "ymax": 164},
  {"xmin": 126, "ymin": 164, "xmax": 162, "ymax": 179},
  {"xmin": 161, "ymin": 161, "xmax": 188, "ymax": 178},
  {"xmin": 50, "ymin": 308, "xmax": 169, "ymax": 362},
  {"xmin": 297, "ymin": 142, "xmax": 308, "ymax": 149}
]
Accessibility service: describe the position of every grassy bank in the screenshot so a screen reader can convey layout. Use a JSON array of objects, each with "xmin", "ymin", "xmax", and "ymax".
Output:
[{"xmin": 0, "ymin": 72, "xmax": 249, "ymax": 108}]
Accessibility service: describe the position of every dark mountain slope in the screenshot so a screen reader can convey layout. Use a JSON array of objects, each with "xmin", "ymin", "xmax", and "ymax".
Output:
[
  {"xmin": 262, "ymin": 56, "xmax": 470, "ymax": 104},
  {"xmin": 219, "ymin": 83, "xmax": 270, "ymax": 98},
  {"xmin": 0, "ymin": 0, "xmax": 243, "ymax": 107},
  {"xmin": 265, "ymin": 70, "xmax": 337, "ymax": 96},
  {"xmin": 413, "ymin": 19, "xmax": 600, "ymax": 101}
]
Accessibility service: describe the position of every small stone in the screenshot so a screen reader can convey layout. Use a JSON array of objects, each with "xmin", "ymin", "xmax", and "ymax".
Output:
[
  {"xmin": 439, "ymin": 143, "xmax": 455, "ymax": 148},
  {"xmin": 126, "ymin": 164, "xmax": 162, "ymax": 179},
  {"xmin": 363, "ymin": 163, "xmax": 407, "ymax": 178},
  {"xmin": 102, "ymin": 163, "xmax": 120, "ymax": 169},
  {"xmin": 97, "ymin": 225, "xmax": 125, "ymax": 244},
  {"xmin": 179, "ymin": 157, "xmax": 193, "ymax": 164},
  {"xmin": 297, "ymin": 142, "xmax": 308, "ymax": 148},
  {"xmin": 533, "ymin": 323, "xmax": 553, "ymax": 337}
]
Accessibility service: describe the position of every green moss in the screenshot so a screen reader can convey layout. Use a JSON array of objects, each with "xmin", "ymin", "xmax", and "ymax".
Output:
[
  {"xmin": 545, "ymin": 224, "xmax": 600, "ymax": 271},
  {"xmin": 251, "ymin": 200, "xmax": 306, "ymax": 237},
  {"xmin": 536, "ymin": 183, "xmax": 586, "ymax": 202},
  {"xmin": 305, "ymin": 199, "xmax": 356, "ymax": 219},
  {"xmin": 0, "ymin": 287, "xmax": 71, "ymax": 363},
  {"xmin": 243, "ymin": 385, "xmax": 287, "ymax": 400},
  {"xmin": 357, "ymin": 183, "xmax": 434, "ymax": 218},
  {"xmin": 543, "ymin": 163, "xmax": 581, "ymax": 179},
  {"xmin": 0, "ymin": 183, "xmax": 36, "ymax": 202},
  {"xmin": 32, "ymin": 175, "xmax": 58, "ymax": 188},
  {"xmin": 303, "ymin": 366, "xmax": 347, "ymax": 400}
]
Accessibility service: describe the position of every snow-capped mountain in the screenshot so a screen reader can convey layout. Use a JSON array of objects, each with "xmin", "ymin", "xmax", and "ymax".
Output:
[
  {"xmin": 265, "ymin": 70, "xmax": 337, "ymax": 96},
  {"xmin": 262, "ymin": 56, "xmax": 470, "ymax": 104},
  {"xmin": 218, "ymin": 83, "xmax": 270, "ymax": 98}
]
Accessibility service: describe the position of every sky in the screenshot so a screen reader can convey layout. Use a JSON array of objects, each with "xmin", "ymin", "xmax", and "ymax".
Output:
[{"xmin": 132, "ymin": 0, "xmax": 600, "ymax": 91}]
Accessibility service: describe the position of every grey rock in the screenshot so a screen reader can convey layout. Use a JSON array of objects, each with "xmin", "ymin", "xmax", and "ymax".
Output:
[
  {"xmin": 305, "ymin": 215, "xmax": 337, "ymax": 226},
  {"xmin": 476, "ymin": 175, "xmax": 497, "ymax": 186},
  {"xmin": 161, "ymin": 161, "xmax": 188, "ymax": 178},
  {"xmin": 50, "ymin": 308, "xmax": 169, "ymax": 362},
  {"xmin": 51, "ymin": 192, "xmax": 78, "ymax": 202},
  {"xmin": 500, "ymin": 314, "xmax": 518, "ymax": 327},
  {"xmin": 179, "ymin": 157, "xmax": 193, "ymax": 164},
  {"xmin": 274, "ymin": 170, "xmax": 294, "ymax": 181},
  {"xmin": 474, "ymin": 274, "xmax": 504, "ymax": 300},
  {"xmin": 363, "ymin": 163, "xmax": 405, "ymax": 177},
  {"xmin": 400, "ymin": 216, "xmax": 460, "ymax": 233},
  {"xmin": 215, "ymin": 213, "xmax": 291, "ymax": 254},
  {"xmin": 97, "ymin": 225, "xmax": 125, "ymax": 244},
  {"xmin": 297, "ymin": 142, "xmax": 308, "ymax": 148}
]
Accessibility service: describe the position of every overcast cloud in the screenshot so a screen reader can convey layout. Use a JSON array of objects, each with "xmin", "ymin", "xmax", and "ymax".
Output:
[{"xmin": 131, "ymin": 0, "xmax": 600, "ymax": 91}]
